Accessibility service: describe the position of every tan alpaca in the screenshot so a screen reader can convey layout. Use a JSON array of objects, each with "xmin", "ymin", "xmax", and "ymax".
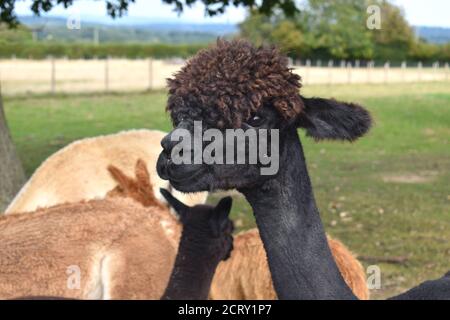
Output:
[
  {"xmin": 109, "ymin": 162, "xmax": 370, "ymax": 300},
  {"xmin": 5, "ymin": 129, "xmax": 207, "ymax": 214},
  {"xmin": 209, "ymin": 229, "xmax": 369, "ymax": 300},
  {"xmin": 0, "ymin": 161, "xmax": 368, "ymax": 299},
  {"xmin": 0, "ymin": 197, "xmax": 181, "ymax": 299}
]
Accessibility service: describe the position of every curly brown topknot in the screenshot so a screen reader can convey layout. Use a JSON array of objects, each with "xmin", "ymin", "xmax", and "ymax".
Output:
[{"xmin": 167, "ymin": 39, "xmax": 303, "ymax": 128}]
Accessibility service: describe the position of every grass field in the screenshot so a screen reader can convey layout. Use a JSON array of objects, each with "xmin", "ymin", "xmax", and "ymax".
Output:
[{"xmin": 4, "ymin": 82, "xmax": 450, "ymax": 299}]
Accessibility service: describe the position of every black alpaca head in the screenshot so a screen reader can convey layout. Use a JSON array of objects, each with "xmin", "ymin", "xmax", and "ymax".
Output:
[
  {"xmin": 160, "ymin": 188, "xmax": 234, "ymax": 261},
  {"xmin": 157, "ymin": 39, "xmax": 372, "ymax": 193}
]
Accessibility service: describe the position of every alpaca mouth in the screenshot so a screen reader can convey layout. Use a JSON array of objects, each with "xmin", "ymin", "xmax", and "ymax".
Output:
[
  {"xmin": 157, "ymin": 152, "xmax": 205, "ymax": 185},
  {"xmin": 168, "ymin": 165, "xmax": 205, "ymax": 183}
]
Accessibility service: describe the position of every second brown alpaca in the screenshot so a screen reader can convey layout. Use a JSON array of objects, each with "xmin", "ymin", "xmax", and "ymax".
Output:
[
  {"xmin": 109, "ymin": 160, "xmax": 369, "ymax": 300},
  {"xmin": 14, "ymin": 192, "xmax": 235, "ymax": 301}
]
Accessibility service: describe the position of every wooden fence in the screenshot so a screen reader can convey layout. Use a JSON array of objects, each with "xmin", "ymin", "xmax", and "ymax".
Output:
[{"xmin": 0, "ymin": 57, "xmax": 448, "ymax": 95}]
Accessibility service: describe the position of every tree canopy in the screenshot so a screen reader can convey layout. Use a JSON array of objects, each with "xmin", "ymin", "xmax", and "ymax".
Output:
[
  {"xmin": 240, "ymin": 0, "xmax": 449, "ymax": 62},
  {"xmin": 0, "ymin": 0, "xmax": 300, "ymax": 27}
]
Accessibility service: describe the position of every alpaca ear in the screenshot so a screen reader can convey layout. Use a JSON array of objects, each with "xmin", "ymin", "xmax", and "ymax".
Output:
[
  {"xmin": 135, "ymin": 159, "xmax": 151, "ymax": 188},
  {"xmin": 215, "ymin": 197, "xmax": 232, "ymax": 218},
  {"xmin": 209, "ymin": 197, "xmax": 233, "ymax": 238},
  {"xmin": 108, "ymin": 164, "xmax": 134, "ymax": 191},
  {"xmin": 160, "ymin": 188, "xmax": 190, "ymax": 221},
  {"xmin": 296, "ymin": 96, "xmax": 372, "ymax": 141},
  {"xmin": 214, "ymin": 196, "xmax": 233, "ymax": 232}
]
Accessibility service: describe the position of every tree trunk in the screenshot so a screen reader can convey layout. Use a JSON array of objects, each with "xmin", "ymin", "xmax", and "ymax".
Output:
[{"xmin": 0, "ymin": 89, "xmax": 25, "ymax": 212}]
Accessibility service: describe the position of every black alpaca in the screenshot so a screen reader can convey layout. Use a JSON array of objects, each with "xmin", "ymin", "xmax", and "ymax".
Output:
[
  {"xmin": 160, "ymin": 189, "xmax": 234, "ymax": 300},
  {"xmin": 157, "ymin": 39, "xmax": 450, "ymax": 300}
]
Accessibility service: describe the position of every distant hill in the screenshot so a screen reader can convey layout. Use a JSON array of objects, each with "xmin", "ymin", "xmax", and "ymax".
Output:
[
  {"xmin": 17, "ymin": 16, "xmax": 450, "ymax": 45},
  {"xmin": 414, "ymin": 26, "xmax": 450, "ymax": 44},
  {"xmin": 18, "ymin": 16, "xmax": 238, "ymax": 44}
]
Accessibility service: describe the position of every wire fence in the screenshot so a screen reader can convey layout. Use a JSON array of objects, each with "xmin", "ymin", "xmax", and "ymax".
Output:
[{"xmin": 0, "ymin": 57, "xmax": 449, "ymax": 95}]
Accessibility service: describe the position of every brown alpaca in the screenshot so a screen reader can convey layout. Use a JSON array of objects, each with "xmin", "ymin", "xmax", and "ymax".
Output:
[
  {"xmin": 9, "ymin": 191, "xmax": 235, "ymax": 301},
  {"xmin": 0, "ymin": 160, "xmax": 367, "ymax": 299},
  {"xmin": 0, "ymin": 197, "xmax": 181, "ymax": 299},
  {"xmin": 110, "ymin": 161, "xmax": 369, "ymax": 300},
  {"xmin": 5, "ymin": 129, "xmax": 207, "ymax": 214},
  {"xmin": 209, "ymin": 229, "xmax": 368, "ymax": 300},
  {"xmin": 107, "ymin": 159, "xmax": 166, "ymax": 210}
]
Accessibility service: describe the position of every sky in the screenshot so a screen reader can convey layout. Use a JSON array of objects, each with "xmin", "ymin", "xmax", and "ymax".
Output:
[{"xmin": 14, "ymin": 0, "xmax": 450, "ymax": 27}]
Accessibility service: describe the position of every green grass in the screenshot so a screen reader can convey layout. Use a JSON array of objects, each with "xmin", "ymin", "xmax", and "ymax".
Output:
[{"xmin": 4, "ymin": 82, "xmax": 450, "ymax": 299}]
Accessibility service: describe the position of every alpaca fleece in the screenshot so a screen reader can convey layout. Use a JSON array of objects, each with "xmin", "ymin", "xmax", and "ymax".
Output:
[
  {"xmin": 111, "ymin": 164, "xmax": 369, "ymax": 300},
  {"xmin": 5, "ymin": 129, "xmax": 207, "ymax": 214},
  {"xmin": 0, "ymin": 197, "xmax": 180, "ymax": 299},
  {"xmin": 167, "ymin": 39, "xmax": 303, "ymax": 128}
]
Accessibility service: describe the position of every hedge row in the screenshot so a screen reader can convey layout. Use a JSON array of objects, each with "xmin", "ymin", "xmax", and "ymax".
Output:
[
  {"xmin": 1, "ymin": 42, "xmax": 448, "ymax": 63},
  {"xmin": 0, "ymin": 43, "xmax": 207, "ymax": 59}
]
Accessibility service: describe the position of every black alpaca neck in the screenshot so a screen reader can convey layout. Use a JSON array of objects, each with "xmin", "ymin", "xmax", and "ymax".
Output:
[
  {"xmin": 240, "ymin": 128, "xmax": 357, "ymax": 300},
  {"xmin": 161, "ymin": 227, "xmax": 217, "ymax": 300}
]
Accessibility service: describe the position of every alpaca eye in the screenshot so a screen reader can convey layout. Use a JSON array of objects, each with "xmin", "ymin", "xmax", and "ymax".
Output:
[{"xmin": 247, "ymin": 115, "xmax": 264, "ymax": 127}]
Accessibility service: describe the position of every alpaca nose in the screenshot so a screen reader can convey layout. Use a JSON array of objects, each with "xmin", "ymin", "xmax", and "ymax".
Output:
[
  {"xmin": 161, "ymin": 133, "xmax": 178, "ymax": 154},
  {"xmin": 161, "ymin": 121, "xmax": 193, "ymax": 154}
]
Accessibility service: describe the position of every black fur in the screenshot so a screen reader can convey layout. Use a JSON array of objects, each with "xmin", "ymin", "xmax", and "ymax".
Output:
[
  {"xmin": 160, "ymin": 190, "xmax": 234, "ymax": 300},
  {"xmin": 241, "ymin": 128, "xmax": 357, "ymax": 299},
  {"xmin": 389, "ymin": 272, "xmax": 450, "ymax": 300},
  {"xmin": 157, "ymin": 40, "xmax": 448, "ymax": 300},
  {"xmin": 297, "ymin": 96, "xmax": 372, "ymax": 141}
]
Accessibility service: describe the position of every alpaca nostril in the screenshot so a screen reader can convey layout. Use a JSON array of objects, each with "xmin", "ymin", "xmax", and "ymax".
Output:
[{"xmin": 161, "ymin": 134, "xmax": 172, "ymax": 152}]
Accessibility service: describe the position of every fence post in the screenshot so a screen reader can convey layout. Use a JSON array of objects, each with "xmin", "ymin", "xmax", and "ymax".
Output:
[
  {"xmin": 104, "ymin": 56, "xmax": 109, "ymax": 92},
  {"xmin": 445, "ymin": 62, "xmax": 449, "ymax": 81},
  {"xmin": 50, "ymin": 55, "xmax": 55, "ymax": 94},
  {"xmin": 288, "ymin": 57, "xmax": 294, "ymax": 67},
  {"xmin": 384, "ymin": 61, "xmax": 390, "ymax": 84},
  {"xmin": 305, "ymin": 59, "xmax": 311, "ymax": 85},
  {"xmin": 355, "ymin": 60, "xmax": 360, "ymax": 68},
  {"xmin": 401, "ymin": 61, "xmax": 406, "ymax": 82},
  {"xmin": 148, "ymin": 58, "xmax": 153, "ymax": 90},
  {"xmin": 433, "ymin": 61, "xmax": 439, "ymax": 81},
  {"xmin": 418, "ymin": 61, "xmax": 422, "ymax": 82},
  {"xmin": 366, "ymin": 61, "xmax": 372, "ymax": 84},
  {"xmin": 347, "ymin": 61, "xmax": 352, "ymax": 84},
  {"xmin": 328, "ymin": 60, "xmax": 333, "ymax": 85}
]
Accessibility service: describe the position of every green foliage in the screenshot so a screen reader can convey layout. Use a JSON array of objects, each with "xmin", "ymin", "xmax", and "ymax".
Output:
[
  {"xmin": 0, "ymin": 42, "xmax": 206, "ymax": 59},
  {"xmin": 369, "ymin": 0, "xmax": 415, "ymax": 61},
  {"xmin": 1, "ymin": 0, "xmax": 300, "ymax": 27},
  {"xmin": 1, "ymin": 0, "xmax": 449, "ymax": 62},
  {"xmin": 271, "ymin": 20, "xmax": 304, "ymax": 56},
  {"xmin": 303, "ymin": 0, "xmax": 373, "ymax": 59},
  {"xmin": 239, "ymin": 0, "xmax": 450, "ymax": 62},
  {"xmin": 239, "ymin": 12, "xmax": 274, "ymax": 47},
  {"xmin": 0, "ymin": 23, "xmax": 33, "ymax": 45},
  {"xmin": 409, "ymin": 41, "xmax": 440, "ymax": 61},
  {"xmin": 239, "ymin": 11, "xmax": 305, "ymax": 57}
]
